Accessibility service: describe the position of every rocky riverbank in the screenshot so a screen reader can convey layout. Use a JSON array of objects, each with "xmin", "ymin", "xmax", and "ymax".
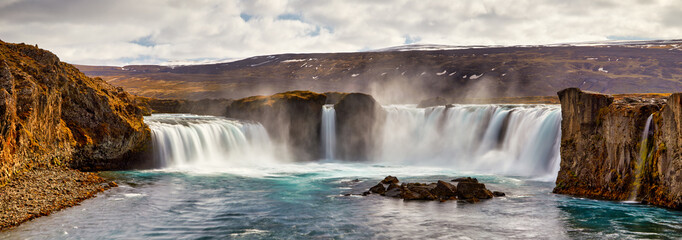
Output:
[{"xmin": 0, "ymin": 167, "xmax": 116, "ymax": 230}]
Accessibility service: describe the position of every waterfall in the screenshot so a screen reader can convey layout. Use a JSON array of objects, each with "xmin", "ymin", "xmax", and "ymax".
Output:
[
  {"xmin": 321, "ymin": 104, "xmax": 337, "ymax": 160},
  {"xmin": 376, "ymin": 105, "xmax": 562, "ymax": 179},
  {"xmin": 628, "ymin": 114, "xmax": 654, "ymax": 201},
  {"xmin": 145, "ymin": 114, "xmax": 277, "ymax": 169},
  {"xmin": 145, "ymin": 105, "xmax": 562, "ymax": 179}
]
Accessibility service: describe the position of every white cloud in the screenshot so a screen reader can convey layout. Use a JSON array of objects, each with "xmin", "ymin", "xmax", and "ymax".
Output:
[{"xmin": 0, "ymin": 0, "xmax": 679, "ymax": 66}]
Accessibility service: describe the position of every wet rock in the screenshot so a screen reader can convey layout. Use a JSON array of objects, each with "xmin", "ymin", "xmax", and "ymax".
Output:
[
  {"xmin": 456, "ymin": 182, "xmax": 493, "ymax": 200},
  {"xmin": 381, "ymin": 176, "xmax": 399, "ymax": 184},
  {"xmin": 386, "ymin": 182, "xmax": 400, "ymax": 191},
  {"xmin": 451, "ymin": 177, "xmax": 478, "ymax": 183},
  {"xmin": 369, "ymin": 183, "xmax": 386, "ymax": 194},
  {"xmin": 384, "ymin": 188, "xmax": 402, "ymax": 198},
  {"xmin": 362, "ymin": 191, "xmax": 371, "ymax": 196},
  {"xmin": 365, "ymin": 176, "xmax": 499, "ymax": 203},
  {"xmin": 431, "ymin": 180, "xmax": 458, "ymax": 200},
  {"xmin": 493, "ymin": 191, "xmax": 506, "ymax": 197},
  {"xmin": 402, "ymin": 185, "xmax": 436, "ymax": 201}
]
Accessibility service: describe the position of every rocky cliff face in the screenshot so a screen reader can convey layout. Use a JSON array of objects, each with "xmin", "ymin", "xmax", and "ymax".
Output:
[
  {"xmin": 554, "ymin": 88, "xmax": 680, "ymax": 209},
  {"xmin": 225, "ymin": 91, "xmax": 326, "ymax": 161},
  {"xmin": 642, "ymin": 93, "xmax": 682, "ymax": 208},
  {"xmin": 0, "ymin": 41, "xmax": 151, "ymax": 184},
  {"xmin": 334, "ymin": 93, "xmax": 385, "ymax": 161}
]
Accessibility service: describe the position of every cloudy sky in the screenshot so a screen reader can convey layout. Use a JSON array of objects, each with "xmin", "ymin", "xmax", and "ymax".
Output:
[{"xmin": 1, "ymin": 0, "xmax": 680, "ymax": 66}]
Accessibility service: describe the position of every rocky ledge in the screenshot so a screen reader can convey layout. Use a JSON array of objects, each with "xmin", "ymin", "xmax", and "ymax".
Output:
[
  {"xmin": 360, "ymin": 176, "xmax": 505, "ymax": 203},
  {"xmin": 553, "ymin": 88, "xmax": 681, "ymax": 209}
]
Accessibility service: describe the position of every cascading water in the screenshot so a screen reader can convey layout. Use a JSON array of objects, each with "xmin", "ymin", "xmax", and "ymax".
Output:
[
  {"xmin": 376, "ymin": 105, "xmax": 562, "ymax": 179},
  {"xmin": 144, "ymin": 114, "xmax": 278, "ymax": 169},
  {"xmin": 628, "ymin": 114, "xmax": 654, "ymax": 201},
  {"xmin": 146, "ymin": 105, "xmax": 561, "ymax": 179},
  {"xmin": 321, "ymin": 104, "xmax": 336, "ymax": 160}
]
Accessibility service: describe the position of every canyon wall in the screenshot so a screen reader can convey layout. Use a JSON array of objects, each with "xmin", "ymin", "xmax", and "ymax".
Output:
[
  {"xmin": 0, "ymin": 41, "xmax": 151, "ymax": 184},
  {"xmin": 554, "ymin": 88, "xmax": 681, "ymax": 209},
  {"xmin": 643, "ymin": 93, "xmax": 682, "ymax": 208}
]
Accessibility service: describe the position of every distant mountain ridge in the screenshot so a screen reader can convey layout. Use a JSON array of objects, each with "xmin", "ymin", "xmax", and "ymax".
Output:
[{"xmin": 76, "ymin": 40, "xmax": 682, "ymax": 103}]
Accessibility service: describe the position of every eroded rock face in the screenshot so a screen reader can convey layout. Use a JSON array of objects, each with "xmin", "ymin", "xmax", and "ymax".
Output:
[
  {"xmin": 553, "ymin": 88, "xmax": 681, "ymax": 209},
  {"xmin": 642, "ymin": 93, "xmax": 682, "ymax": 208},
  {"xmin": 225, "ymin": 91, "xmax": 326, "ymax": 161},
  {"xmin": 0, "ymin": 41, "xmax": 151, "ymax": 183},
  {"xmin": 334, "ymin": 93, "xmax": 385, "ymax": 161}
]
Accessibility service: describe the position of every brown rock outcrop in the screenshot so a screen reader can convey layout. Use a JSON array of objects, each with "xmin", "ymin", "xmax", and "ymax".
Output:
[
  {"xmin": 456, "ymin": 182, "xmax": 494, "ymax": 200},
  {"xmin": 553, "ymin": 88, "xmax": 681, "ymax": 209},
  {"xmin": 334, "ymin": 93, "xmax": 385, "ymax": 161},
  {"xmin": 225, "ymin": 91, "xmax": 326, "ymax": 161},
  {"xmin": 363, "ymin": 176, "xmax": 503, "ymax": 202},
  {"xmin": 0, "ymin": 41, "xmax": 151, "ymax": 184}
]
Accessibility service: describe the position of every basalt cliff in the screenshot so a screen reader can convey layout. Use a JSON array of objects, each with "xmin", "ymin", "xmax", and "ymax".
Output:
[
  {"xmin": 0, "ymin": 41, "xmax": 151, "ymax": 185},
  {"xmin": 554, "ymin": 88, "xmax": 681, "ymax": 209},
  {"xmin": 142, "ymin": 90, "xmax": 385, "ymax": 161}
]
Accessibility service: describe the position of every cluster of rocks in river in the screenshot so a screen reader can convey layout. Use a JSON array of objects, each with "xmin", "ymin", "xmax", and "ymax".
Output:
[{"xmin": 358, "ymin": 176, "xmax": 505, "ymax": 203}]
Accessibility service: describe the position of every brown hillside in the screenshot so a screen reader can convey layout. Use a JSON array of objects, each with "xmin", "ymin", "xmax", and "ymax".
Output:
[{"xmin": 77, "ymin": 41, "xmax": 682, "ymax": 103}]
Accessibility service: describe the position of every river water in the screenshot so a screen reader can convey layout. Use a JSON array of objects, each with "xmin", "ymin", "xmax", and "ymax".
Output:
[{"xmin": 2, "ymin": 108, "xmax": 681, "ymax": 239}]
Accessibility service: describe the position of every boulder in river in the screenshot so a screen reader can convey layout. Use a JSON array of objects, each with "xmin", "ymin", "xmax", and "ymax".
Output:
[
  {"xmin": 369, "ymin": 183, "xmax": 386, "ymax": 194},
  {"xmin": 431, "ymin": 180, "xmax": 458, "ymax": 200},
  {"xmin": 402, "ymin": 183, "xmax": 437, "ymax": 200},
  {"xmin": 456, "ymin": 182, "xmax": 494, "ymax": 200},
  {"xmin": 381, "ymin": 176, "xmax": 399, "ymax": 184},
  {"xmin": 360, "ymin": 176, "xmax": 502, "ymax": 203}
]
